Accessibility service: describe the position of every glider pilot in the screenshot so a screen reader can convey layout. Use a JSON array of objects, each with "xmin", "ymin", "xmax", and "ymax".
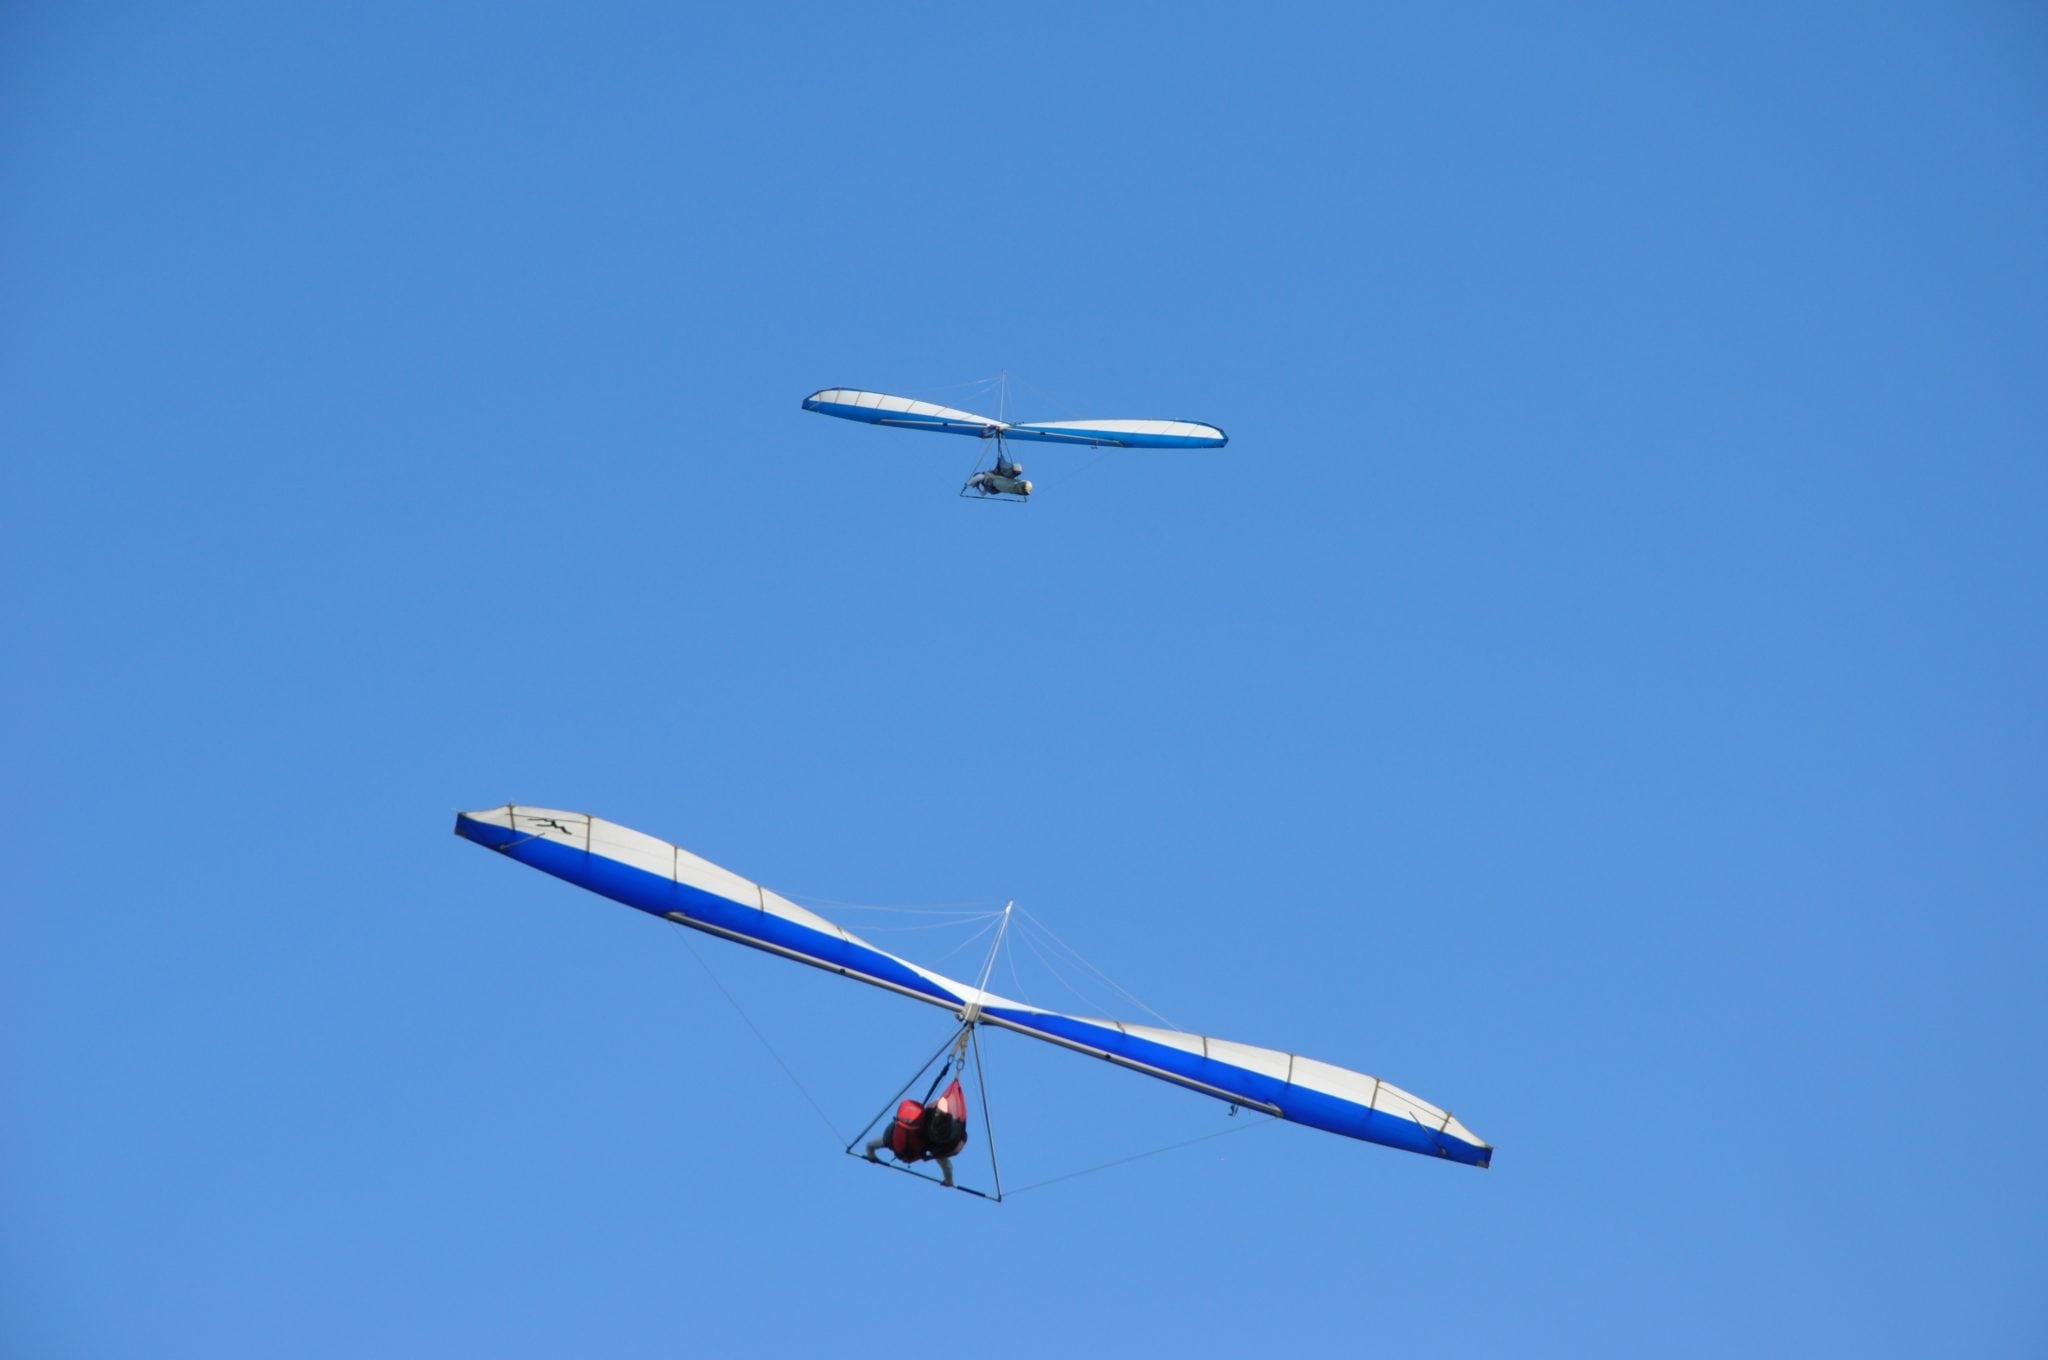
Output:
[{"xmin": 865, "ymin": 1079, "xmax": 970, "ymax": 1187}]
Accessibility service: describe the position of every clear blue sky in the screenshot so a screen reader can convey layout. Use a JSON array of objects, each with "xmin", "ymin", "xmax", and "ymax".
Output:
[{"xmin": 5, "ymin": 3, "xmax": 2044, "ymax": 1354}]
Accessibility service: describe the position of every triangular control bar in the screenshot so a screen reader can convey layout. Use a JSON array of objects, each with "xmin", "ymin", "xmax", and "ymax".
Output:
[{"xmin": 847, "ymin": 1020, "xmax": 1004, "ymax": 1201}]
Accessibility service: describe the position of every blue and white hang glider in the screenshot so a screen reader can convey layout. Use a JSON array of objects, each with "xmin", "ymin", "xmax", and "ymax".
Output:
[
  {"xmin": 455, "ymin": 805, "xmax": 1492, "ymax": 1173},
  {"xmin": 801, "ymin": 387, "xmax": 1228, "ymax": 500}
]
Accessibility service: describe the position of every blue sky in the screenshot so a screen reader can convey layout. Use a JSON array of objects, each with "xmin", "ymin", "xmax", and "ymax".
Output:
[{"xmin": 5, "ymin": 3, "xmax": 2044, "ymax": 1354}]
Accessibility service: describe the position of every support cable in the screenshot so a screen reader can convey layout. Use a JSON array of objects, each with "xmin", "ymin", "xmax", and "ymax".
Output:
[
  {"xmin": 663, "ymin": 921, "xmax": 845, "ymax": 1145},
  {"xmin": 783, "ymin": 895, "xmax": 1005, "ymax": 914},
  {"xmin": 963, "ymin": 902, "xmax": 1014, "ymax": 1022},
  {"xmin": 925, "ymin": 912, "xmax": 1005, "ymax": 972},
  {"xmin": 1017, "ymin": 906, "xmax": 1183, "ymax": 1031},
  {"xmin": 1004, "ymin": 1113, "xmax": 1279, "ymax": 1197}
]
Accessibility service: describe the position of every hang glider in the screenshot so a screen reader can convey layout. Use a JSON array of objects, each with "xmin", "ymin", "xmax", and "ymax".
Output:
[
  {"xmin": 801, "ymin": 387, "xmax": 1228, "ymax": 500},
  {"xmin": 455, "ymin": 805, "xmax": 1492, "ymax": 1171}
]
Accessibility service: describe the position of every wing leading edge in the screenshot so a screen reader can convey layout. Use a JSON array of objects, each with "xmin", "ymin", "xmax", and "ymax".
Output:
[
  {"xmin": 802, "ymin": 389, "xmax": 1228, "ymax": 450},
  {"xmin": 801, "ymin": 388, "xmax": 1001, "ymax": 437},
  {"xmin": 454, "ymin": 805, "xmax": 1489, "ymax": 1168},
  {"xmin": 1004, "ymin": 417, "xmax": 1227, "ymax": 449}
]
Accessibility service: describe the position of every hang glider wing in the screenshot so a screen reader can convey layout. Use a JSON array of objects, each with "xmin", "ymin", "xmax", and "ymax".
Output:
[
  {"xmin": 1002, "ymin": 418, "xmax": 1228, "ymax": 449},
  {"xmin": 801, "ymin": 388, "xmax": 1002, "ymax": 438},
  {"xmin": 802, "ymin": 390, "xmax": 1229, "ymax": 451},
  {"xmin": 455, "ymin": 805, "xmax": 1489, "ymax": 1169}
]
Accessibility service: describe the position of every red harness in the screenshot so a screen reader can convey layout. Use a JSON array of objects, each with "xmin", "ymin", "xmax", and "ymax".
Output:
[{"xmin": 887, "ymin": 1079, "xmax": 969, "ymax": 1162}]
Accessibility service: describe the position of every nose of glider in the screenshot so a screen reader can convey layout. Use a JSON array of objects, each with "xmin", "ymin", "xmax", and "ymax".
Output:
[
  {"xmin": 453, "ymin": 805, "xmax": 516, "ymax": 851},
  {"xmin": 453, "ymin": 804, "xmax": 590, "ymax": 853}
]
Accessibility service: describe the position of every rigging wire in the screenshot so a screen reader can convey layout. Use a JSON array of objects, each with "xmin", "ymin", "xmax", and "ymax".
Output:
[
  {"xmin": 844, "ymin": 914, "xmax": 1012, "ymax": 937},
  {"xmin": 1010, "ymin": 917, "xmax": 1103, "ymax": 1016},
  {"xmin": 923, "ymin": 912, "xmax": 1004, "ymax": 972},
  {"xmin": 663, "ymin": 921, "xmax": 846, "ymax": 1145},
  {"xmin": 783, "ymin": 894, "xmax": 1007, "ymax": 914},
  {"xmin": 1001, "ymin": 924, "xmax": 1030, "ymax": 1004},
  {"xmin": 921, "ymin": 371, "xmax": 1008, "ymax": 400},
  {"xmin": 1003, "ymin": 372, "xmax": 1075, "ymax": 424},
  {"xmin": 1004, "ymin": 909, "xmax": 1183, "ymax": 1033},
  {"xmin": 1017, "ymin": 906, "xmax": 1183, "ymax": 1031},
  {"xmin": 1004, "ymin": 1112, "xmax": 1280, "ymax": 1197}
]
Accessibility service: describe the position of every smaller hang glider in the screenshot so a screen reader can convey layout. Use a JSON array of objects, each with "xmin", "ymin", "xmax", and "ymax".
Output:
[{"xmin": 801, "ymin": 387, "xmax": 1229, "ymax": 500}]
